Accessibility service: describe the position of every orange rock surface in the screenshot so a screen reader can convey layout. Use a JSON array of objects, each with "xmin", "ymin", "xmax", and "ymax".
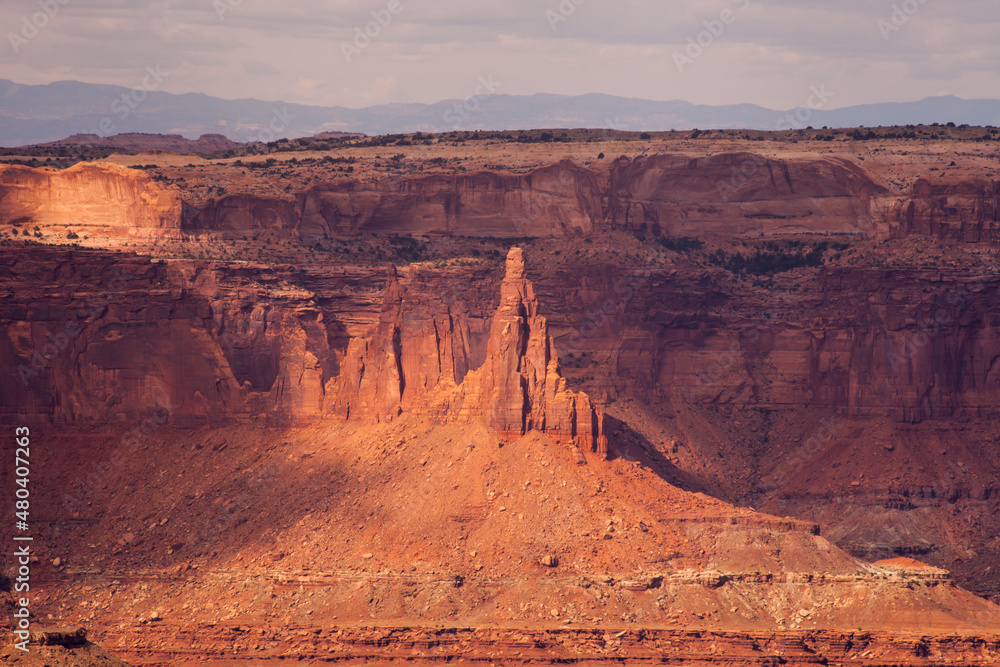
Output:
[
  {"xmin": 3, "ymin": 148, "xmax": 996, "ymax": 247},
  {"xmin": 0, "ymin": 163, "xmax": 182, "ymax": 239},
  {"xmin": 4, "ymin": 131, "xmax": 1000, "ymax": 665}
]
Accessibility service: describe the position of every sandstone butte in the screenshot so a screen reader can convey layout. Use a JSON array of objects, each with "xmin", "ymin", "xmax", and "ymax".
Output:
[{"xmin": 3, "ymin": 135, "xmax": 1000, "ymax": 666}]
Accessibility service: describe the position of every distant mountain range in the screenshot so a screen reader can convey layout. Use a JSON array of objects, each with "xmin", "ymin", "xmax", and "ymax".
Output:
[{"xmin": 1, "ymin": 78, "xmax": 999, "ymax": 147}]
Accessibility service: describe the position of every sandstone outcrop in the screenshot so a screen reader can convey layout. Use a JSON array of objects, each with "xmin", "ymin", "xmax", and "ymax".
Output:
[
  {"xmin": 523, "ymin": 260, "xmax": 1000, "ymax": 425},
  {"xmin": 184, "ymin": 194, "xmax": 298, "ymax": 236},
  {"xmin": 0, "ymin": 154, "xmax": 914, "ymax": 243},
  {"xmin": 10, "ymin": 154, "xmax": 1000, "ymax": 248},
  {"xmin": 0, "ymin": 162, "xmax": 182, "ymax": 239},
  {"xmin": 330, "ymin": 248, "xmax": 607, "ymax": 454},
  {"xmin": 607, "ymin": 152, "xmax": 888, "ymax": 238},
  {"xmin": 297, "ymin": 160, "xmax": 602, "ymax": 240},
  {"xmin": 882, "ymin": 178, "xmax": 1000, "ymax": 242},
  {"xmin": 6, "ymin": 240, "xmax": 999, "ymax": 598},
  {"xmin": 184, "ymin": 153, "xmax": 889, "ymax": 241},
  {"xmin": 0, "ymin": 249, "xmax": 242, "ymax": 424},
  {"xmin": 327, "ymin": 268, "xmax": 410, "ymax": 422},
  {"xmin": 4, "ymin": 149, "xmax": 1000, "ymax": 605}
]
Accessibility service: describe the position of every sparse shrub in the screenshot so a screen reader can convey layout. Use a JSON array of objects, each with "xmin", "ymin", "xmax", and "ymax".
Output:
[
  {"xmin": 707, "ymin": 241, "xmax": 845, "ymax": 275},
  {"xmin": 657, "ymin": 236, "xmax": 704, "ymax": 253}
]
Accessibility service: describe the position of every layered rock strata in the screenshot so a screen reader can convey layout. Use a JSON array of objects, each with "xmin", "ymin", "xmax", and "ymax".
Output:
[
  {"xmin": 882, "ymin": 178, "xmax": 1000, "ymax": 242},
  {"xmin": 606, "ymin": 152, "xmax": 888, "ymax": 238},
  {"xmin": 7, "ymin": 156, "xmax": 999, "ymax": 245}
]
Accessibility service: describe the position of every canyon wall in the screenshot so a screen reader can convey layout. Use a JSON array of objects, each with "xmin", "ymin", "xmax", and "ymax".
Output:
[
  {"xmin": 4, "ymin": 152, "xmax": 1000, "ymax": 597},
  {"xmin": 7, "ymin": 155, "xmax": 997, "ymax": 245},
  {"xmin": 183, "ymin": 195, "xmax": 299, "ymax": 238},
  {"xmin": 6, "ymin": 245, "xmax": 999, "ymax": 429},
  {"xmin": 525, "ymin": 260, "xmax": 1000, "ymax": 424},
  {"xmin": 4, "ymin": 242, "xmax": 1000, "ymax": 593},
  {"xmin": 1, "ymin": 246, "xmax": 605, "ymax": 454},
  {"xmin": 0, "ymin": 163, "xmax": 182, "ymax": 238},
  {"xmin": 606, "ymin": 153, "xmax": 888, "ymax": 238},
  {"xmin": 297, "ymin": 160, "xmax": 603, "ymax": 239},
  {"xmin": 186, "ymin": 153, "xmax": 889, "ymax": 241},
  {"xmin": 881, "ymin": 178, "xmax": 1000, "ymax": 242},
  {"xmin": 0, "ymin": 250, "xmax": 239, "ymax": 424},
  {"xmin": 186, "ymin": 160, "xmax": 603, "ymax": 240}
]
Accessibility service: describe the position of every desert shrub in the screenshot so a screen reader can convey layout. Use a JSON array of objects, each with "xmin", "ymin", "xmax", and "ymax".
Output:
[
  {"xmin": 708, "ymin": 241, "xmax": 846, "ymax": 275},
  {"xmin": 657, "ymin": 236, "xmax": 704, "ymax": 253}
]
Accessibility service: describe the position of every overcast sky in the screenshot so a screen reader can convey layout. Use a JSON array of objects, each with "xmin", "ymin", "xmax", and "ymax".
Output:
[{"xmin": 1, "ymin": 0, "xmax": 998, "ymax": 110}]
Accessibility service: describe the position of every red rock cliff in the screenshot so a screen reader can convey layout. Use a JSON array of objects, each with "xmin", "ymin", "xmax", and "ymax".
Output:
[
  {"xmin": 882, "ymin": 178, "xmax": 1000, "ymax": 242},
  {"xmin": 183, "ymin": 194, "xmax": 298, "ymax": 237},
  {"xmin": 298, "ymin": 160, "xmax": 603, "ymax": 240},
  {"xmin": 0, "ymin": 163, "xmax": 182, "ymax": 238},
  {"xmin": 607, "ymin": 153, "xmax": 887, "ymax": 238},
  {"xmin": 179, "ymin": 160, "xmax": 603, "ymax": 241}
]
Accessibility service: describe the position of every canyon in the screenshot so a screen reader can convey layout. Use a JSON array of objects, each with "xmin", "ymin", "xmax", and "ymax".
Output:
[{"xmin": 2, "ymin": 129, "xmax": 1000, "ymax": 664}]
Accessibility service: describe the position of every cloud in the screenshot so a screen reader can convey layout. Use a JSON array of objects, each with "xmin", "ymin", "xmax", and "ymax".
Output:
[{"xmin": 0, "ymin": 0, "xmax": 996, "ymax": 109}]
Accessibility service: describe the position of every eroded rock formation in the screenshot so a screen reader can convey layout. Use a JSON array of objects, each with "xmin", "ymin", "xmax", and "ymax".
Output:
[
  {"xmin": 189, "ymin": 153, "xmax": 890, "ymax": 241},
  {"xmin": 3, "ymin": 240, "xmax": 1000, "ymax": 597},
  {"xmin": 184, "ymin": 194, "xmax": 298, "ymax": 237},
  {"xmin": 0, "ymin": 249, "xmax": 241, "ymax": 424},
  {"xmin": 454, "ymin": 248, "xmax": 606, "ymax": 452},
  {"xmin": 883, "ymin": 178, "xmax": 1000, "ymax": 242},
  {"xmin": 330, "ymin": 248, "xmax": 607, "ymax": 454}
]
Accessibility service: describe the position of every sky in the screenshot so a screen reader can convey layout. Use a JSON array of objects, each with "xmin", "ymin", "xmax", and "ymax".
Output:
[{"xmin": 1, "ymin": 0, "xmax": 998, "ymax": 110}]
